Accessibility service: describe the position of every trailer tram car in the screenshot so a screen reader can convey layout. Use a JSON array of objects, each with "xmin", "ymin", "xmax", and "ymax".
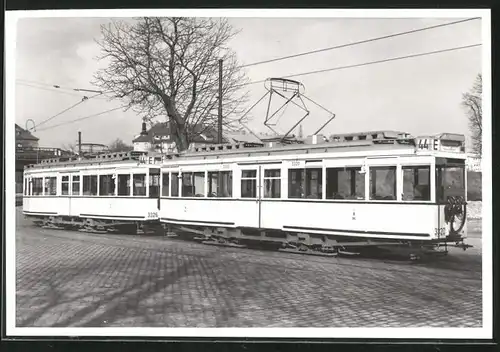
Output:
[
  {"xmin": 23, "ymin": 151, "xmax": 162, "ymax": 234},
  {"xmin": 23, "ymin": 130, "xmax": 470, "ymax": 259}
]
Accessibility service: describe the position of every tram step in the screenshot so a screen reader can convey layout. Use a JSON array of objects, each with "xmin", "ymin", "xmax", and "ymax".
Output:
[
  {"xmin": 201, "ymin": 241, "xmax": 246, "ymax": 248},
  {"xmin": 278, "ymin": 248, "xmax": 338, "ymax": 257}
]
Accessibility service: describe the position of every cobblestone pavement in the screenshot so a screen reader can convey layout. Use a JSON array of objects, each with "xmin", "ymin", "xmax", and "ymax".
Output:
[{"xmin": 15, "ymin": 211, "xmax": 482, "ymax": 328}]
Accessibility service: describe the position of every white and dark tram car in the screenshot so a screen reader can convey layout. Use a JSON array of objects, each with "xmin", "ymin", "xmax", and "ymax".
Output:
[{"xmin": 23, "ymin": 131, "xmax": 470, "ymax": 258}]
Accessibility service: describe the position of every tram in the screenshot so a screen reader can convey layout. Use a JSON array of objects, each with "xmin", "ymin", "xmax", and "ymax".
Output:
[{"xmin": 22, "ymin": 130, "xmax": 470, "ymax": 258}]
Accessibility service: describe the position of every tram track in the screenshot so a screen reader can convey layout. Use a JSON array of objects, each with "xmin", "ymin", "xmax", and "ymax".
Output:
[{"xmin": 17, "ymin": 222, "xmax": 482, "ymax": 282}]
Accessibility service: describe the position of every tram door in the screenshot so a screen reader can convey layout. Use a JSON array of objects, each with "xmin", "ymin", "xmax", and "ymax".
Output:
[
  {"xmin": 149, "ymin": 168, "xmax": 161, "ymax": 210},
  {"xmin": 240, "ymin": 165, "xmax": 263, "ymax": 229},
  {"xmin": 60, "ymin": 173, "xmax": 71, "ymax": 216}
]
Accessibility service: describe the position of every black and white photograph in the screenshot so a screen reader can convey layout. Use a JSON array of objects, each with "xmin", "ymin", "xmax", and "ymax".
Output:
[{"xmin": 4, "ymin": 9, "xmax": 492, "ymax": 339}]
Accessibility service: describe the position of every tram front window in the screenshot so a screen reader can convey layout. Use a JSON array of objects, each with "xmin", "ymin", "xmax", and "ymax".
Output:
[{"xmin": 436, "ymin": 159, "xmax": 466, "ymax": 203}]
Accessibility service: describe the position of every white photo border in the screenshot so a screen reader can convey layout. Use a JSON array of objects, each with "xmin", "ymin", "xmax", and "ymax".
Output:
[{"xmin": 4, "ymin": 8, "xmax": 493, "ymax": 339}]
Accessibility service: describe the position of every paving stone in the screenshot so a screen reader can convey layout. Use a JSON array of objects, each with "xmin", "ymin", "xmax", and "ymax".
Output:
[{"xmin": 15, "ymin": 213, "xmax": 482, "ymax": 328}]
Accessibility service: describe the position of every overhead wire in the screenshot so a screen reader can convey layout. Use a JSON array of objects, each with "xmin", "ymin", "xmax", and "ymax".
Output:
[
  {"xmin": 240, "ymin": 43, "xmax": 482, "ymax": 87},
  {"xmin": 32, "ymin": 43, "xmax": 480, "ymax": 133},
  {"xmin": 28, "ymin": 19, "xmax": 481, "ymax": 133},
  {"xmin": 36, "ymin": 105, "xmax": 128, "ymax": 132},
  {"xmin": 239, "ymin": 17, "xmax": 481, "ymax": 68},
  {"xmin": 32, "ymin": 92, "xmax": 106, "ymax": 130},
  {"xmin": 16, "ymin": 82, "xmax": 94, "ymax": 98}
]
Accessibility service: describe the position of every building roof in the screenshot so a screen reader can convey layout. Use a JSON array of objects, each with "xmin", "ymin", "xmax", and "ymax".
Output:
[
  {"xmin": 15, "ymin": 124, "xmax": 39, "ymax": 141},
  {"xmin": 132, "ymin": 122, "xmax": 228, "ymax": 144}
]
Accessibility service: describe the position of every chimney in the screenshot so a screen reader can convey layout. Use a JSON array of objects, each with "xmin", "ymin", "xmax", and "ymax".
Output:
[{"xmin": 140, "ymin": 121, "xmax": 147, "ymax": 136}]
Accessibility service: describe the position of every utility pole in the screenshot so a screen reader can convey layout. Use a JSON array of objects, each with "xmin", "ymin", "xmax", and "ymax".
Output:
[
  {"xmin": 78, "ymin": 131, "xmax": 82, "ymax": 156},
  {"xmin": 218, "ymin": 59, "xmax": 223, "ymax": 144}
]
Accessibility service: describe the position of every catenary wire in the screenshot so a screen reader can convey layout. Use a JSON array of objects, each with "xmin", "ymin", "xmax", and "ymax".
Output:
[
  {"xmin": 32, "ymin": 43, "xmax": 480, "ymax": 132},
  {"xmin": 239, "ymin": 17, "xmax": 481, "ymax": 68},
  {"xmin": 32, "ymin": 92, "xmax": 108, "ymax": 130},
  {"xmin": 240, "ymin": 43, "xmax": 482, "ymax": 87},
  {"xmin": 16, "ymin": 82, "xmax": 96, "ymax": 98},
  {"xmin": 36, "ymin": 105, "xmax": 128, "ymax": 132}
]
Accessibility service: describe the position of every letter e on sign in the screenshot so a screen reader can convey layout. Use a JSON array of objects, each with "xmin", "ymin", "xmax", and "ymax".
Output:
[{"xmin": 433, "ymin": 139, "xmax": 439, "ymax": 151}]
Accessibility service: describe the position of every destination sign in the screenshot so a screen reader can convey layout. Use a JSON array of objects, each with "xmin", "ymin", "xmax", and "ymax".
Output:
[{"xmin": 415, "ymin": 137, "xmax": 463, "ymax": 153}]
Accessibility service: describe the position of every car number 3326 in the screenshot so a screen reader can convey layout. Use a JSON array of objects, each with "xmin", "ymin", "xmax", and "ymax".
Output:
[{"xmin": 147, "ymin": 212, "xmax": 158, "ymax": 218}]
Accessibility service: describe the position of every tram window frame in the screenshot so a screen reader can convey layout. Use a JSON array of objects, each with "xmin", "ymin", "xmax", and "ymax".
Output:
[
  {"xmin": 171, "ymin": 172, "xmax": 179, "ymax": 197},
  {"xmin": 288, "ymin": 168, "xmax": 323, "ymax": 199},
  {"xmin": 263, "ymin": 169, "xmax": 281, "ymax": 198},
  {"xmin": 133, "ymin": 174, "xmax": 147, "ymax": 196},
  {"xmin": 402, "ymin": 165, "xmax": 431, "ymax": 201},
  {"xmin": 61, "ymin": 175, "xmax": 70, "ymax": 195},
  {"xmin": 99, "ymin": 174, "xmax": 116, "ymax": 196},
  {"xmin": 161, "ymin": 172, "xmax": 170, "ymax": 197},
  {"xmin": 241, "ymin": 169, "xmax": 257, "ymax": 198},
  {"xmin": 326, "ymin": 167, "xmax": 365, "ymax": 200},
  {"xmin": 117, "ymin": 174, "xmax": 131, "ymax": 196},
  {"xmin": 72, "ymin": 175, "xmax": 80, "ymax": 196},
  {"xmin": 44, "ymin": 176, "xmax": 57, "ymax": 196},
  {"xmin": 149, "ymin": 169, "xmax": 160, "ymax": 198},
  {"xmin": 369, "ymin": 166, "xmax": 397, "ymax": 201},
  {"xmin": 32, "ymin": 177, "xmax": 43, "ymax": 196},
  {"xmin": 83, "ymin": 175, "xmax": 98, "ymax": 196},
  {"xmin": 181, "ymin": 172, "xmax": 206, "ymax": 197},
  {"xmin": 208, "ymin": 171, "xmax": 233, "ymax": 198}
]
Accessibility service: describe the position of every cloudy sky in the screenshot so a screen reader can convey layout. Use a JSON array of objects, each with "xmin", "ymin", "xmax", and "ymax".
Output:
[{"xmin": 14, "ymin": 15, "xmax": 482, "ymax": 148}]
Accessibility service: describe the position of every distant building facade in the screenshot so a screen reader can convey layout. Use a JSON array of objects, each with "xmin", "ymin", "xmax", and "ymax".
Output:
[
  {"xmin": 15, "ymin": 124, "xmax": 39, "ymax": 149},
  {"xmin": 132, "ymin": 122, "xmax": 227, "ymax": 153}
]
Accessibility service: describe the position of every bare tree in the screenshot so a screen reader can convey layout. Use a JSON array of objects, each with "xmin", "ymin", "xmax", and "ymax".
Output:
[
  {"xmin": 93, "ymin": 17, "xmax": 249, "ymax": 151},
  {"xmin": 462, "ymin": 73, "xmax": 482, "ymax": 156},
  {"xmin": 108, "ymin": 138, "xmax": 134, "ymax": 152}
]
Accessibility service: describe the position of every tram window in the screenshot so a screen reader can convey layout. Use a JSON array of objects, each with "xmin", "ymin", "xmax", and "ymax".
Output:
[
  {"xmin": 369, "ymin": 166, "xmax": 396, "ymax": 200},
  {"xmin": 133, "ymin": 174, "xmax": 147, "ymax": 196},
  {"xmin": 117, "ymin": 174, "xmax": 130, "ymax": 196},
  {"xmin": 181, "ymin": 172, "xmax": 205, "ymax": 197},
  {"xmin": 306, "ymin": 169, "xmax": 322, "ymax": 199},
  {"xmin": 44, "ymin": 177, "xmax": 57, "ymax": 196},
  {"xmin": 149, "ymin": 174, "xmax": 160, "ymax": 198},
  {"xmin": 436, "ymin": 162, "xmax": 465, "ymax": 202},
  {"xmin": 241, "ymin": 170, "xmax": 257, "ymax": 198},
  {"xmin": 61, "ymin": 176, "xmax": 69, "ymax": 195},
  {"xmin": 171, "ymin": 172, "xmax": 179, "ymax": 197},
  {"xmin": 264, "ymin": 169, "xmax": 281, "ymax": 198},
  {"xmin": 326, "ymin": 167, "xmax": 365, "ymax": 200},
  {"xmin": 32, "ymin": 177, "xmax": 43, "ymax": 195},
  {"xmin": 402, "ymin": 166, "xmax": 430, "ymax": 201},
  {"xmin": 208, "ymin": 171, "xmax": 233, "ymax": 197},
  {"xmin": 99, "ymin": 175, "xmax": 115, "ymax": 196},
  {"xmin": 83, "ymin": 175, "xmax": 98, "ymax": 196},
  {"xmin": 288, "ymin": 168, "xmax": 323, "ymax": 199},
  {"xmin": 24, "ymin": 178, "xmax": 28, "ymax": 196},
  {"xmin": 161, "ymin": 173, "xmax": 169, "ymax": 197},
  {"xmin": 288, "ymin": 169, "xmax": 304, "ymax": 198},
  {"xmin": 72, "ymin": 175, "xmax": 80, "ymax": 195}
]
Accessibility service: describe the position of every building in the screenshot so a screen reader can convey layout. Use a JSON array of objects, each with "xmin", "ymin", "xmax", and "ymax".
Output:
[
  {"xmin": 15, "ymin": 124, "xmax": 70, "ymax": 204},
  {"xmin": 15, "ymin": 123, "xmax": 39, "ymax": 149},
  {"xmin": 132, "ymin": 122, "xmax": 227, "ymax": 153}
]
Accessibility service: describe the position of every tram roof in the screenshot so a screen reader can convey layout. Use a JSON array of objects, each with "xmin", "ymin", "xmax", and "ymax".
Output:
[{"xmin": 24, "ymin": 131, "xmax": 466, "ymax": 171}]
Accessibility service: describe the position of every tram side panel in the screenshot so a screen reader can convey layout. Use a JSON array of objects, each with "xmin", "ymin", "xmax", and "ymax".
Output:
[
  {"xmin": 69, "ymin": 197, "xmax": 159, "ymax": 221},
  {"xmin": 159, "ymin": 198, "xmax": 256, "ymax": 227},
  {"xmin": 23, "ymin": 196, "xmax": 69, "ymax": 217},
  {"xmin": 261, "ymin": 201, "xmax": 439, "ymax": 241}
]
